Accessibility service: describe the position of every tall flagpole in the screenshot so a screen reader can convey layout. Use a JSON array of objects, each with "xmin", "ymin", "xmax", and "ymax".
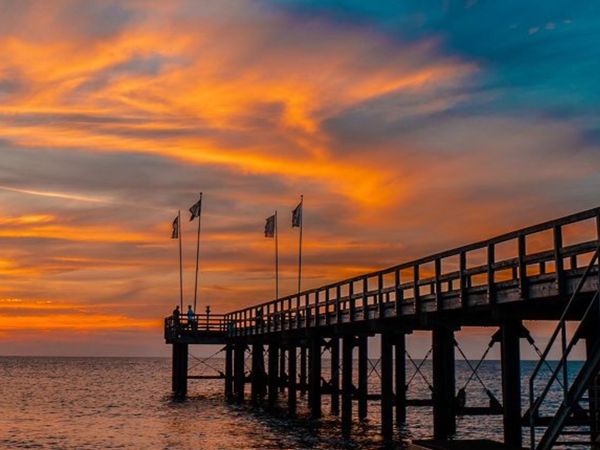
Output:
[
  {"xmin": 178, "ymin": 210, "xmax": 183, "ymax": 310},
  {"xmin": 297, "ymin": 195, "xmax": 303, "ymax": 294},
  {"xmin": 193, "ymin": 193, "xmax": 203, "ymax": 313},
  {"xmin": 275, "ymin": 210, "xmax": 279, "ymax": 299}
]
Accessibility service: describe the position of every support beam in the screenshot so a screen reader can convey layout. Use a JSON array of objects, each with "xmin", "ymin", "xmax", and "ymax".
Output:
[
  {"xmin": 172, "ymin": 343, "xmax": 188, "ymax": 398},
  {"xmin": 279, "ymin": 346, "xmax": 286, "ymax": 393},
  {"xmin": 234, "ymin": 341, "xmax": 245, "ymax": 404},
  {"xmin": 342, "ymin": 335, "xmax": 354, "ymax": 436},
  {"xmin": 395, "ymin": 334, "xmax": 407, "ymax": 425},
  {"xmin": 501, "ymin": 320, "xmax": 522, "ymax": 448},
  {"xmin": 225, "ymin": 342, "xmax": 234, "ymax": 403},
  {"xmin": 381, "ymin": 332, "xmax": 394, "ymax": 442},
  {"xmin": 309, "ymin": 337, "xmax": 322, "ymax": 419},
  {"xmin": 358, "ymin": 335, "xmax": 368, "ymax": 420},
  {"xmin": 432, "ymin": 325, "xmax": 456, "ymax": 440},
  {"xmin": 251, "ymin": 341, "xmax": 265, "ymax": 405},
  {"xmin": 288, "ymin": 342, "xmax": 297, "ymax": 417},
  {"xmin": 172, "ymin": 343, "xmax": 178, "ymax": 394},
  {"xmin": 300, "ymin": 344, "xmax": 307, "ymax": 396},
  {"xmin": 330, "ymin": 337, "xmax": 340, "ymax": 415},
  {"xmin": 268, "ymin": 341, "xmax": 279, "ymax": 409}
]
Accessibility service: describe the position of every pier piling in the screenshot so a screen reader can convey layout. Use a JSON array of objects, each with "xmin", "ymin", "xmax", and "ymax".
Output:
[
  {"xmin": 251, "ymin": 341, "xmax": 265, "ymax": 405},
  {"xmin": 500, "ymin": 320, "xmax": 522, "ymax": 448},
  {"xmin": 394, "ymin": 333, "xmax": 407, "ymax": 425},
  {"xmin": 288, "ymin": 342, "xmax": 297, "ymax": 416},
  {"xmin": 381, "ymin": 332, "xmax": 394, "ymax": 442},
  {"xmin": 358, "ymin": 335, "xmax": 368, "ymax": 421},
  {"xmin": 268, "ymin": 341, "xmax": 279, "ymax": 409},
  {"xmin": 432, "ymin": 324, "xmax": 456, "ymax": 440},
  {"xmin": 342, "ymin": 335, "xmax": 354, "ymax": 436},
  {"xmin": 330, "ymin": 337, "xmax": 340, "ymax": 415},
  {"xmin": 309, "ymin": 337, "xmax": 322, "ymax": 419},
  {"xmin": 234, "ymin": 341, "xmax": 245, "ymax": 404},
  {"xmin": 225, "ymin": 342, "xmax": 233, "ymax": 403}
]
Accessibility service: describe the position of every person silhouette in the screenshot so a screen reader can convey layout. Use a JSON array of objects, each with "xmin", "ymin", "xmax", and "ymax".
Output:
[
  {"xmin": 172, "ymin": 305, "xmax": 180, "ymax": 325},
  {"xmin": 187, "ymin": 305, "xmax": 196, "ymax": 331}
]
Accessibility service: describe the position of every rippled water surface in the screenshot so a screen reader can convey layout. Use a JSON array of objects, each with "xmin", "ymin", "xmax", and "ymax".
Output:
[{"xmin": 0, "ymin": 357, "xmax": 570, "ymax": 449}]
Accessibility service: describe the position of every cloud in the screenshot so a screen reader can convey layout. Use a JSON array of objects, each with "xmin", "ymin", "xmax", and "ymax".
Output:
[{"xmin": 0, "ymin": 0, "xmax": 598, "ymax": 355}]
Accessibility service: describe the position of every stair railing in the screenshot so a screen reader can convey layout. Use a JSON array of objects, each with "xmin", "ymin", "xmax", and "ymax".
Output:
[{"xmin": 529, "ymin": 248, "xmax": 599, "ymax": 449}]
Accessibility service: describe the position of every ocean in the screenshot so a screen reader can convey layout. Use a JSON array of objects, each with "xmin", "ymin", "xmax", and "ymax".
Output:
[{"xmin": 0, "ymin": 357, "xmax": 572, "ymax": 449}]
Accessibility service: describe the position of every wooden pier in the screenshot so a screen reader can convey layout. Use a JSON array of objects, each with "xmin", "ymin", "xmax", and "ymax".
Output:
[{"xmin": 165, "ymin": 206, "xmax": 600, "ymax": 449}]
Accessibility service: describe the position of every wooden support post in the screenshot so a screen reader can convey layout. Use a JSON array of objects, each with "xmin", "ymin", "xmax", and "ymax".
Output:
[
  {"xmin": 172, "ymin": 343, "xmax": 178, "ymax": 394},
  {"xmin": 225, "ymin": 342, "xmax": 234, "ymax": 403},
  {"xmin": 279, "ymin": 346, "xmax": 286, "ymax": 393},
  {"xmin": 268, "ymin": 341, "xmax": 279, "ymax": 409},
  {"xmin": 381, "ymin": 332, "xmax": 394, "ymax": 442},
  {"xmin": 234, "ymin": 341, "xmax": 246, "ymax": 404},
  {"xmin": 172, "ymin": 343, "xmax": 188, "ymax": 398},
  {"xmin": 251, "ymin": 341, "xmax": 265, "ymax": 405},
  {"xmin": 432, "ymin": 325, "xmax": 456, "ymax": 440},
  {"xmin": 288, "ymin": 342, "xmax": 297, "ymax": 417},
  {"xmin": 309, "ymin": 337, "xmax": 322, "ymax": 419},
  {"xmin": 300, "ymin": 344, "xmax": 307, "ymax": 396},
  {"xmin": 395, "ymin": 333, "xmax": 407, "ymax": 424},
  {"xmin": 342, "ymin": 335, "xmax": 354, "ymax": 436},
  {"xmin": 331, "ymin": 337, "xmax": 340, "ymax": 415},
  {"xmin": 358, "ymin": 335, "xmax": 368, "ymax": 421},
  {"xmin": 501, "ymin": 320, "xmax": 522, "ymax": 448}
]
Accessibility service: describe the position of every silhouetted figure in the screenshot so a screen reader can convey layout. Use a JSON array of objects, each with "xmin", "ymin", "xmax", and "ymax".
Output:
[
  {"xmin": 173, "ymin": 305, "xmax": 180, "ymax": 325},
  {"xmin": 187, "ymin": 305, "xmax": 196, "ymax": 331},
  {"xmin": 172, "ymin": 305, "xmax": 180, "ymax": 337}
]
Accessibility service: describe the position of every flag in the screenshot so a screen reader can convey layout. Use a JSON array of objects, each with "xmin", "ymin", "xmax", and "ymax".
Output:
[
  {"xmin": 292, "ymin": 201, "xmax": 302, "ymax": 228},
  {"xmin": 171, "ymin": 216, "xmax": 179, "ymax": 239},
  {"xmin": 189, "ymin": 195, "xmax": 202, "ymax": 221},
  {"xmin": 264, "ymin": 214, "xmax": 276, "ymax": 238}
]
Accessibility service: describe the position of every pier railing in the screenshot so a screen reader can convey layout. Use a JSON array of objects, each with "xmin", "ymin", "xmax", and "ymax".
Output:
[
  {"xmin": 164, "ymin": 314, "xmax": 227, "ymax": 341},
  {"xmin": 223, "ymin": 207, "xmax": 600, "ymax": 336}
]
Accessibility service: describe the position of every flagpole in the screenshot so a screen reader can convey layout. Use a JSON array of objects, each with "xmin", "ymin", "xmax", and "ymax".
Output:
[
  {"xmin": 178, "ymin": 210, "xmax": 183, "ymax": 310},
  {"xmin": 297, "ymin": 195, "xmax": 303, "ymax": 294},
  {"xmin": 275, "ymin": 210, "xmax": 279, "ymax": 299},
  {"xmin": 193, "ymin": 192, "xmax": 203, "ymax": 313}
]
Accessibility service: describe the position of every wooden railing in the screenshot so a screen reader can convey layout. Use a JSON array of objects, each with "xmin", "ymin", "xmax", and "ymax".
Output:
[
  {"xmin": 223, "ymin": 207, "xmax": 600, "ymax": 337},
  {"xmin": 164, "ymin": 314, "xmax": 227, "ymax": 340}
]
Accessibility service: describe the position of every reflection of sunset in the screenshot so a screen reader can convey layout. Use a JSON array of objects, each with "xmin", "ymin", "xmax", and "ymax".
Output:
[{"xmin": 1, "ymin": 0, "xmax": 599, "ymax": 355}]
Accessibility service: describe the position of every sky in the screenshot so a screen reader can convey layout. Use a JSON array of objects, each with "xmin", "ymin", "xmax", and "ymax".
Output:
[{"xmin": 0, "ymin": 0, "xmax": 599, "ymax": 357}]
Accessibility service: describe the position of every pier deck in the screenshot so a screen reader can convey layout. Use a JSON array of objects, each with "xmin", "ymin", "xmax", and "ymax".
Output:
[{"xmin": 166, "ymin": 206, "xmax": 600, "ymax": 450}]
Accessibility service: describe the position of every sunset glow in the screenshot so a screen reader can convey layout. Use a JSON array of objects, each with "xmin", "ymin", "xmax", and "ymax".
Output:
[{"xmin": 1, "ymin": 1, "xmax": 599, "ymax": 356}]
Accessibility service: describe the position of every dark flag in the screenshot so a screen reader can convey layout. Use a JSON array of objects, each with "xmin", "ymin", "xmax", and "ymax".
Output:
[
  {"xmin": 264, "ymin": 214, "xmax": 276, "ymax": 238},
  {"xmin": 171, "ymin": 215, "xmax": 179, "ymax": 239},
  {"xmin": 292, "ymin": 201, "xmax": 302, "ymax": 227},
  {"xmin": 189, "ymin": 194, "xmax": 202, "ymax": 221}
]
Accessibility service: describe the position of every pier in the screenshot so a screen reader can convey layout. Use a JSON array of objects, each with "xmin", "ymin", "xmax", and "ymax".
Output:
[{"xmin": 165, "ymin": 206, "xmax": 600, "ymax": 449}]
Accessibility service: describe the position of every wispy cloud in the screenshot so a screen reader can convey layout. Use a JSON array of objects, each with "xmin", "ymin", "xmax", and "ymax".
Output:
[{"xmin": 0, "ymin": 0, "xmax": 598, "ymax": 355}]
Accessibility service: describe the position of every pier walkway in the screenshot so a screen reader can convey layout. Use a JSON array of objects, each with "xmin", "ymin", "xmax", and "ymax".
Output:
[{"xmin": 165, "ymin": 206, "xmax": 600, "ymax": 449}]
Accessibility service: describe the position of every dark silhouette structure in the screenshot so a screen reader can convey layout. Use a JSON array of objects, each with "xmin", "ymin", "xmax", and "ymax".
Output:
[{"xmin": 165, "ymin": 206, "xmax": 600, "ymax": 449}]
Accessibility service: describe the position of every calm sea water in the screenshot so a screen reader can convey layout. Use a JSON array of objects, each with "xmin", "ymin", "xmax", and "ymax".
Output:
[{"xmin": 0, "ymin": 357, "xmax": 574, "ymax": 449}]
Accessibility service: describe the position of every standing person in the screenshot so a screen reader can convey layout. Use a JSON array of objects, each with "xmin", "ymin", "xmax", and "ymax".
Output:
[
  {"xmin": 187, "ymin": 305, "xmax": 196, "ymax": 331},
  {"xmin": 172, "ymin": 305, "xmax": 180, "ymax": 336},
  {"xmin": 172, "ymin": 305, "xmax": 180, "ymax": 326}
]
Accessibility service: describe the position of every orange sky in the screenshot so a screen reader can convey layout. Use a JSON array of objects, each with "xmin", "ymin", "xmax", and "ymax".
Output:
[{"xmin": 1, "ymin": 1, "xmax": 599, "ymax": 356}]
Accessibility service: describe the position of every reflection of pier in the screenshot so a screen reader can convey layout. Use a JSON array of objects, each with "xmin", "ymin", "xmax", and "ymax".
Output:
[{"xmin": 165, "ymin": 207, "xmax": 600, "ymax": 449}]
